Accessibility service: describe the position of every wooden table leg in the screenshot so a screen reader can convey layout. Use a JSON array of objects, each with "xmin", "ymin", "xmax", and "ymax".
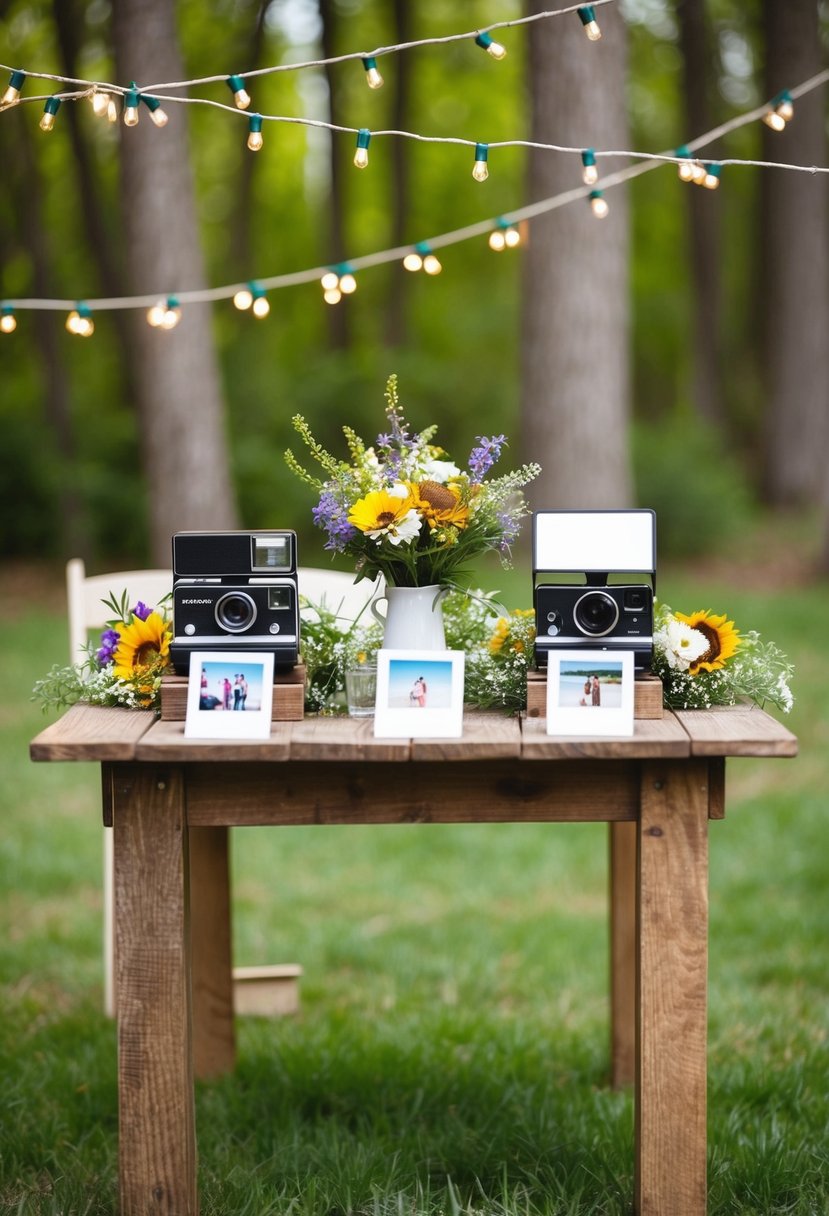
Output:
[
  {"xmin": 113, "ymin": 764, "xmax": 198, "ymax": 1216},
  {"xmin": 635, "ymin": 759, "xmax": 709, "ymax": 1216},
  {"xmin": 190, "ymin": 826, "xmax": 236, "ymax": 1078},
  {"xmin": 609, "ymin": 820, "xmax": 636, "ymax": 1088}
]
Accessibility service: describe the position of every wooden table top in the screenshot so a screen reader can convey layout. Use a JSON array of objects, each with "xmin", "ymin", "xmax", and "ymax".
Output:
[{"xmin": 30, "ymin": 702, "xmax": 798, "ymax": 764}]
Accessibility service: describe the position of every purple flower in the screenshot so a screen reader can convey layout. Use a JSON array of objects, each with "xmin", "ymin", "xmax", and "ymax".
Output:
[
  {"xmin": 312, "ymin": 489, "xmax": 357, "ymax": 552},
  {"xmin": 131, "ymin": 601, "xmax": 152, "ymax": 621},
  {"xmin": 496, "ymin": 510, "xmax": 520, "ymax": 552},
  {"xmin": 468, "ymin": 434, "xmax": 506, "ymax": 481},
  {"xmin": 97, "ymin": 628, "xmax": 121, "ymax": 666}
]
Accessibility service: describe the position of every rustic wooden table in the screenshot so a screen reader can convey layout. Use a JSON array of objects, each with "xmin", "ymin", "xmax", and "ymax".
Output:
[{"xmin": 31, "ymin": 703, "xmax": 797, "ymax": 1216}]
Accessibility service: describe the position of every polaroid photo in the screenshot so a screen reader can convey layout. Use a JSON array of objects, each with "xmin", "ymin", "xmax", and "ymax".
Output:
[
  {"xmin": 374, "ymin": 649, "xmax": 465, "ymax": 739},
  {"xmin": 546, "ymin": 650, "xmax": 635, "ymax": 737},
  {"xmin": 184, "ymin": 652, "xmax": 274, "ymax": 739}
]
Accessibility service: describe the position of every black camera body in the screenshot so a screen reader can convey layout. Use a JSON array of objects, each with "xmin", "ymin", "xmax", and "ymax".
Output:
[
  {"xmin": 532, "ymin": 510, "xmax": 656, "ymax": 672},
  {"xmin": 170, "ymin": 531, "xmax": 299, "ymax": 675}
]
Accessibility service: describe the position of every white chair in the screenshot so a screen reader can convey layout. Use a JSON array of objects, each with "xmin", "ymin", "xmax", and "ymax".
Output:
[{"xmin": 67, "ymin": 558, "xmax": 381, "ymax": 1016}]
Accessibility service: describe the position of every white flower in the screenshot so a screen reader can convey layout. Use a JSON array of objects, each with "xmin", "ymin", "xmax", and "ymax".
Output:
[
  {"xmin": 367, "ymin": 508, "xmax": 422, "ymax": 547},
  {"xmin": 776, "ymin": 674, "xmax": 794, "ymax": 712},
  {"xmin": 656, "ymin": 619, "xmax": 709, "ymax": 671},
  {"xmin": 387, "ymin": 482, "xmax": 410, "ymax": 499},
  {"xmin": 420, "ymin": 457, "xmax": 461, "ymax": 482}
]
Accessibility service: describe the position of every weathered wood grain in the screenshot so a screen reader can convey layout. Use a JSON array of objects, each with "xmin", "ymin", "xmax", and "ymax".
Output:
[
  {"xmin": 520, "ymin": 713, "xmax": 690, "ymax": 759},
  {"xmin": 411, "ymin": 711, "xmax": 521, "ymax": 760},
  {"xmin": 113, "ymin": 766, "xmax": 197, "ymax": 1215},
  {"xmin": 30, "ymin": 703, "xmax": 155, "ymax": 761},
  {"xmin": 636, "ymin": 759, "xmax": 709, "ymax": 1216},
  {"xmin": 183, "ymin": 759, "xmax": 640, "ymax": 826},
  {"xmin": 134, "ymin": 718, "xmax": 294, "ymax": 761},
  {"xmin": 289, "ymin": 715, "xmax": 410, "ymax": 761},
  {"xmin": 189, "ymin": 826, "xmax": 235, "ymax": 1079},
  {"xmin": 675, "ymin": 704, "xmax": 798, "ymax": 757},
  {"xmin": 609, "ymin": 820, "xmax": 636, "ymax": 1089}
]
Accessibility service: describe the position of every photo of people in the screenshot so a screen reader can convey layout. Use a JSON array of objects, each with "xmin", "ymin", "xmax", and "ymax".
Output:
[
  {"xmin": 197, "ymin": 661, "xmax": 263, "ymax": 712},
  {"xmin": 387, "ymin": 658, "xmax": 452, "ymax": 710},
  {"xmin": 558, "ymin": 660, "xmax": 624, "ymax": 709}
]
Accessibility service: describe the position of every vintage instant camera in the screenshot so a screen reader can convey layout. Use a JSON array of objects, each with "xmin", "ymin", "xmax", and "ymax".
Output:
[
  {"xmin": 170, "ymin": 531, "xmax": 299, "ymax": 675},
  {"xmin": 532, "ymin": 509, "xmax": 656, "ymax": 672}
]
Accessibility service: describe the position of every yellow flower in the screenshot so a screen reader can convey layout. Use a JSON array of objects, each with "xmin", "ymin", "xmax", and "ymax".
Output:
[
  {"xmin": 412, "ymin": 480, "xmax": 469, "ymax": 529},
  {"xmin": 348, "ymin": 488, "xmax": 419, "ymax": 542},
  {"xmin": 489, "ymin": 618, "xmax": 510, "ymax": 654},
  {"xmin": 674, "ymin": 609, "xmax": 740, "ymax": 673},
  {"xmin": 112, "ymin": 612, "xmax": 171, "ymax": 680}
]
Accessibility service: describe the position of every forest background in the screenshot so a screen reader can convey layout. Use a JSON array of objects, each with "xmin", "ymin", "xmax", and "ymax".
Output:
[{"xmin": 1, "ymin": 0, "xmax": 828, "ymax": 577}]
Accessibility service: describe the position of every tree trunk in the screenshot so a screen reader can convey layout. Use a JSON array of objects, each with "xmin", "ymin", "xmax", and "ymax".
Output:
[
  {"xmin": 521, "ymin": 1, "xmax": 632, "ymax": 509},
  {"xmin": 676, "ymin": 0, "xmax": 723, "ymax": 428},
  {"xmin": 384, "ymin": 0, "xmax": 413, "ymax": 348},
  {"xmin": 760, "ymin": 0, "xmax": 829, "ymax": 505},
  {"xmin": 319, "ymin": 0, "xmax": 350, "ymax": 349},
  {"xmin": 113, "ymin": 0, "xmax": 238, "ymax": 565}
]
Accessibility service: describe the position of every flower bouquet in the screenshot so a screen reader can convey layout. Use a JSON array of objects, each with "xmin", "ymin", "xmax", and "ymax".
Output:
[
  {"xmin": 652, "ymin": 603, "xmax": 794, "ymax": 712},
  {"xmin": 284, "ymin": 374, "xmax": 541, "ymax": 589},
  {"xmin": 33, "ymin": 590, "xmax": 173, "ymax": 712}
]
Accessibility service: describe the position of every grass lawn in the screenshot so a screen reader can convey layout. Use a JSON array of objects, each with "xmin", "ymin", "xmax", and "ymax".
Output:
[{"xmin": 1, "ymin": 541, "xmax": 828, "ymax": 1215}]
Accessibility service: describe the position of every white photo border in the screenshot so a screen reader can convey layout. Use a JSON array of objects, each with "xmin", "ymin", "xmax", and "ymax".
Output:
[
  {"xmin": 545, "ymin": 649, "xmax": 635, "ymax": 737},
  {"xmin": 374, "ymin": 649, "xmax": 465, "ymax": 738},
  {"xmin": 184, "ymin": 651, "xmax": 275, "ymax": 739}
]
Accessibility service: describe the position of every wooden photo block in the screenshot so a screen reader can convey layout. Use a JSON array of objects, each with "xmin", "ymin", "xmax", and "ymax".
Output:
[
  {"xmin": 233, "ymin": 964, "xmax": 303, "ymax": 1018},
  {"xmin": 526, "ymin": 668, "xmax": 662, "ymax": 720},
  {"xmin": 161, "ymin": 667, "xmax": 306, "ymax": 722}
]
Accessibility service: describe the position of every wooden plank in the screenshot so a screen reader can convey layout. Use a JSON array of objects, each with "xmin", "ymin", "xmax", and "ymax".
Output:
[
  {"xmin": 520, "ymin": 713, "xmax": 690, "ymax": 759},
  {"xmin": 184, "ymin": 759, "xmax": 640, "ymax": 826},
  {"xmin": 113, "ymin": 765, "xmax": 197, "ymax": 1215},
  {"xmin": 30, "ymin": 703, "xmax": 155, "ymax": 762},
  {"xmin": 609, "ymin": 820, "xmax": 636, "ymax": 1089},
  {"xmin": 675, "ymin": 704, "xmax": 798, "ymax": 757},
  {"xmin": 636, "ymin": 758, "xmax": 709, "ymax": 1216},
  {"xmin": 189, "ymin": 826, "xmax": 236, "ymax": 1079},
  {"xmin": 411, "ymin": 711, "xmax": 521, "ymax": 761},
  {"xmin": 134, "ymin": 717, "xmax": 293, "ymax": 761},
  {"xmin": 233, "ymin": 965, "xmax": 303, "ymax": 1017},
  {"xmin": 289, "ymin": 715, "xmax": 410, "ymax": 761}
]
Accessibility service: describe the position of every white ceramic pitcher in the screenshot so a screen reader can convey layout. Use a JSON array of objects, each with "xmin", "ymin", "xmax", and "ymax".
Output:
[{"xmin": 370, "ymin": 584, "xmax": 448, "ymax": 650}]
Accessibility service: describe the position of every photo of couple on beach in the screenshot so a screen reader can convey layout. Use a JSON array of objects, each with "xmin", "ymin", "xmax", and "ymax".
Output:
[{"xmin": 558, "ymin": 660, "xmax": 624, "ymax": 710}]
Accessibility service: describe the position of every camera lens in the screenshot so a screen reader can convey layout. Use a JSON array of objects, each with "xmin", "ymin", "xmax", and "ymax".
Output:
[
  {"xmin": 574, "ymin": 590, "xmax": 619, "ymax": 637},
  {"xmin": 215, "ymin": 591, "xmax": 257, "ymax": 633}
]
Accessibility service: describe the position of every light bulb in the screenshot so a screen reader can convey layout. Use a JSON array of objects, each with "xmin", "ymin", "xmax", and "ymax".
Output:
[
  {"xmin": 39, "ymin": 97, "xmax": 61, "ymax": 132},
  {"xmin": 354, "ymin": 129, "xmax": 371, "ymax": 169},
  {"xmin": 361, "ymin": 57, "xmax": 384, "ymax": 89},
  {"xmin": 403, "ymin": 252, "xmax": 423, "ymax": 272},
  {"xmin": 703, "ymin": 164, "xmax": 721, "ymax": 190},
  {"xmin": 247, "ymin": 114, "xmax": 263, "ymax": 151},
  {"xmin": 339, "ymin": 274, "xmax": 357, "ymax": 295},
  {"xmin": 488, "ymin": 230, "xmax": 506, "ymax": 251},
  {"xmin": 106, "ymin": 97, "xmax": 118, "ymax": 123},
  {"xmin": 581, "ymin": 148, "xmax": 598, "ymax": 186},
  {"xmin": 504, "ymin": 226, "xmax": 521, "ymax": 248},
  {"xmin": 143, "ymin": 96, "xmax": 169, "ymax": 128},
  {"xmin": 472, "ymin": 143, "xmax": 489, "ymax": 182},
  {"xmin": 763, "ymin": 109, "xmax": 786, "ymax": 132},
  {"xmin": 320, "ymin": 272, "xmax": 339, "ymax": 291},
  {"xmin": 227, "ymin": 75, "xmax": 251, "ymax": 110},
  {"xmin": 91, "ymin": 90, "xmax": 112, "ymax": 118},
  {"xmin": 0, "ymin": 307, "xmax": 16, "ymax": 334},
  {"xmin": 161, "ymin": 297, "xmax": 181, "ymax": 329},
  {"xmin": 147, "ymin": 301, "xmax": 166, "ymax": 327},
  {"xmin": 323, "ymin": 288, "xmax": 342, "ymax": 305},
  {"xmin": 423, "ymin": 254, "xmax": 442, "ymax": 275},
  {"xmin": 578, "ymin": 7, "xmax": 602, "ymax": 39},
  {"xmin": 123, "ymin": 85, "xmax": 140, "ymax": 127},
  {"xmin": 1, "ymin": 71, "xmax": 25, "ymax": 109},
  {"xmin": 776, "ymin": 95, "xmax": 794, "ymax": 122},
  {"xmin": 676, "ymin": 147, "xmax": 695, "ymax": 182},
  {"xmin": 252, "ymin": 293, "xmax": 270, "ymax": 318},
  {"xmin": 589, "ymin": 190, "xmax": 609, "ymax": 218},
  {"xmin": 691, "ymin": 160, "xmax": 707, "ymax": 185},
  {"xmin": 233, "ymin": 288, "xmax": 253, "ymax": 311},
  {"xmin": 67, "ymin": 305, "xmax": 94, "ymax": 336},
  {"xmin": 475, "ymin": 32, "xmax": 507, "ymax": 60}
]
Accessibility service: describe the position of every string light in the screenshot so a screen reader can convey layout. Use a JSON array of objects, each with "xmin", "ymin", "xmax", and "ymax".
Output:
[
  {"xmin": 472, "ymin": 143, "xmax": 489, "ymax": 182},
  {"xmin": 1, "ymin": 69, "xmax": 25, "ymax": 108},
  {"xmin": 147, "ymin": 296, "xmax": 181, "ymax": 329},
  {"xmin": 123, "ymin": 83, "xmax": 140, "ymax": 127},
  {"xmin": 226, "ymin": 74, "xmax": 251, "ymax": 110},
  {"xmin": 675, "ymin": 145, "xmax": 695, "ymax": 182},
  {"xmin": 361, "ymin": 57, "xmax": 383, "ymax": 90},
  {"xmin": 246, "ymin": 113, "xmax": 263, "ymax": 151},
  {"xmin": 488, "ymin": 217, "xmax": 521, "ymax": 251},
  {"xmin": 90, "ymin": 89, "xmax": 117, "ymax": 121},
  {"xmin": 0, "ymin": 305, "xmax": 17, "ymax": 334},
  {"xmin": 581, "ymin": 148, "xmax": 598, "ymax": 186},
  {"xmin": 233, "ymin": 282, "xmax": 270, "ymax": 317},
  {"xmin": 403, "ymin": 242, "xmax": 441, "ymax": 274},
  {"xmin": 578, "ymin": 7, "xmax": 602, "ymax": 40},
  {"xmin": 702, "ymin": 163, "xmax": 721, "ymax": 190},
  {"xmin": 763, "ymin": 89, "xmax": 794, "ymax": 131},
  {"xmin": 589, "ymin": 189, "xmax": 609, "ymax": 218},
  {"xmin": 353, "ymin": 128, "xmax": 371, "ymax": 170},
  {"xmin": 475, "ymin": 32, "xmax": 507, "ymax": 60},
  {"xmin": 39, "ymin": 96, "xmax": 61, "ymax": 132},
  {"xmin": 321, "ymin": 266, "xmax": 356, "ymax": 304},
  {"xmin": 66, "ymin": 303, "xmax": 94, "ymax": 337},
  {"xmin": 141, "ymin": 94, "xmax": 169, "ymax": 128}
]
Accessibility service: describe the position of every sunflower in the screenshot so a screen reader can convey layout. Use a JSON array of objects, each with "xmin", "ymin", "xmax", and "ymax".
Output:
[
  {"xmin": 348, "ymin": 488, "xmax": 422, "ymax": 545},
  {"xmin": 412, "ymin": 480, "xmax": 469, "ymax": 530},
  {"xmin": 112, "ymin": 611, "xmax": 172, "ymax": 680},
  {"xmin": 674, "ymin": 609, "xmax": 740, "ymax": 674}
]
